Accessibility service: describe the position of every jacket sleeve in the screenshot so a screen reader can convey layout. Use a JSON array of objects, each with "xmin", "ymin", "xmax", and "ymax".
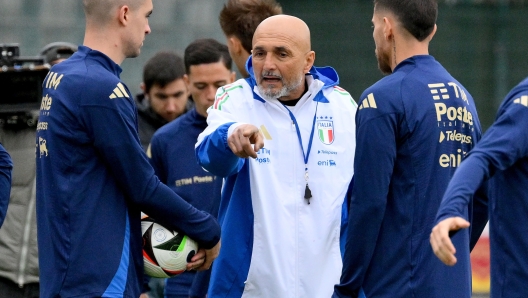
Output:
[
  {"xmin": 0, "ymin": 143, "xmax": 13, "ymax": 228},
  {"xmin": 435, "ymin": 98, "xmax": 528, "ymax": 228},
  {"xmin": 195, "ymin": 86, "xmax": 246, "ymax": 177},
  {"xmin": 334, "ymin": 112, "xmax": 398, "ymax": 297},
  {"xmin": 80, "ymin": 98, "xmax": 220, "ymax": 249}
]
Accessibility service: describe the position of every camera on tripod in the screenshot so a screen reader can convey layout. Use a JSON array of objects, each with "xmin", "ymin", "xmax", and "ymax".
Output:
[{"xmin": 0, "ymin": 43, "xmax": 50, "ymax": 129}]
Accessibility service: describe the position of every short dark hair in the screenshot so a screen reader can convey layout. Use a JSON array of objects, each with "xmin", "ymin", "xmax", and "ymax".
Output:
[
  {"xmin": 184, "ymin": 39, "xmax": 233, "ymax": 74},
  {"xmin": 374, "ymin": 0, "xmax": 437, "ymax": 42},
  {"xmin": 142, "ymin": 51, "xmax": 185, "ymax": 93},
  {"xmin": 219, "ymin": 0, "xmax": 283, "ymax": 53}
]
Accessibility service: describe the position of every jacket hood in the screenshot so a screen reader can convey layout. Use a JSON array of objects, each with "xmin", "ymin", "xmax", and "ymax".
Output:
[{"xmin": 245, "ymin": 55, "xmax": 340, "ymax": 89}]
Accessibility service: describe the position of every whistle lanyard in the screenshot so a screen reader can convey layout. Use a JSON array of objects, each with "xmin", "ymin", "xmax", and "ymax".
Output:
[{"xmin": 281, "ymin": 101, "xmax": 319, "ymax": 204}]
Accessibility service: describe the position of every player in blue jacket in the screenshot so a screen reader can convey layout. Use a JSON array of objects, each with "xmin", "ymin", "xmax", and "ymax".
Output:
[
  {"xmin": 0, "ymin": 143, "xmax": 12, "ymax": 228},
  {"xmin": 333, "ymin": 1, "xmax": 487, "ymax": 297},
  {"xmin": 431, "ymin": 77, "xmax": 528, "ymax": 298},
  {"xmin": 35, "ymin": 1, "xmax": 220, "ymax": 297},
  {"xmin": 149, "ymin": 38, "xmax": 235, "ymax": 298}
]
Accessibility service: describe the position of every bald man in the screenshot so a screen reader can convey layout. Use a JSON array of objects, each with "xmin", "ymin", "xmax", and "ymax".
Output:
[
  {"xmin": 333, "ymin": 1, "xmax": 486, "ymax": 297},
  {"xmin": 35, "ymin": 1, "xmax": 220, "ymax": 297},
  {"xmin": 196, "ymin": 15, "xmax": 357, "ymax": 297},
  {"xmin": 219, "ymin": 0, "xmax": 282, "ymax": 78}
]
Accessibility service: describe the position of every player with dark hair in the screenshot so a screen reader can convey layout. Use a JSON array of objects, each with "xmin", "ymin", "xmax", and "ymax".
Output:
[
  {"xmin": 183, "ymin": 38, "xmax": 233, "ymax": 75},
  {"xmin": 136, "ymin": 51, "xmax": 190, "ymax": 151},
  {"xmin": 219, "ymin": 0, "xmax": 282, "ymax": 77},
  {"xmin": 431, "ymin": 79, "xmax": 528, "ymax": 297},
  {"xmin": 333, "ymin": 0, "xmax": 487, "ymax": 297},
  {"xmin": 149, "ymin": 38, "xmax": 235, "ymax": 298},
  {"xmin": 35, "ymin": 0, "xmax": 220, "ymax": 297}
]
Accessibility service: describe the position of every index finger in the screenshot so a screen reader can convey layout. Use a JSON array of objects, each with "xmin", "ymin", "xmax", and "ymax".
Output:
[{"xmin": 251, "ymin": 130, "xmax": 265, "ymax": 153}]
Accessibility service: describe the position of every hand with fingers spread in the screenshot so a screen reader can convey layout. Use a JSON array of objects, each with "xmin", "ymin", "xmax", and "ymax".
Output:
[
  {"xmin": 227, "ymin": 124, "xmax": 265, "ymax": 159},
  {"xmin": 430, "ymin": 217, "xmax": 470, "ymax": 266}
]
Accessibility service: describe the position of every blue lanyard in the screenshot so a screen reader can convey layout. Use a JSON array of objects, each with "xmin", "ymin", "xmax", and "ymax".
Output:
[{"xmin": 281, "ymin": 101, "xmax": 319, "ymax": 204}]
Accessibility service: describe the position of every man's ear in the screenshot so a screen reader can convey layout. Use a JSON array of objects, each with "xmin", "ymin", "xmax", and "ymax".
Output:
[
  {"xmin": 118, "ymin": 5, "xmax": 130, "ymax": 26},
  {"xmin": 183, "ymin": 74, "xmax": 190, "ymax": 87},
  {"xmin": 228, "ymin": 36, "xmax": 243, "ymax": 55},
  {"xmin": 140, "ymin": 82, "xmax": 146, "ymax": 94},
  {"xmin": 383, "ymin": 16, "xmax": 394, "ymax": 40},
  {"xmin": 428, "ymin": 24, "xmax": 438, "ymax": 41},
  {"xmin": 304, "ymin": 51, "xmax": 315, "ymax": 73}
]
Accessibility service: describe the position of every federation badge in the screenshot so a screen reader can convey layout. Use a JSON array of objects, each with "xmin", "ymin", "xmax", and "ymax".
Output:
[{"xmin": 317, "ymin": 119, "xmax": 334, "ymax": 145}]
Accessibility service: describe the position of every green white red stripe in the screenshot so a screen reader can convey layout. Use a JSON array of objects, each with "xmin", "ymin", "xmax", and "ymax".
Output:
[{"xmin": 214, "ymin": 92, "xmax": 229, "ymax": 110}]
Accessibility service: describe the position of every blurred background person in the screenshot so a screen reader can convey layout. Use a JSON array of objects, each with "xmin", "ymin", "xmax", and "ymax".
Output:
[
  {"xmin": 219, "ymin": 0, "xmax": 282, "ymax": 78},
  {"xmin": 135, "ymin": 51, "xmax": 191, "ymax": 151},
  {"xmin": 38, "ymin": 42, "xmax": 77, "ymax": 66},
  {"xmin": 0, "ymin": 41, "xmax": 75, "ymax": 298},
  {"xmin": 137, "ymin": 51, "xmax": 191, "ymax": 298},
  {"xmin": 148, "ymin": 38, "xmax": 234, "ymax": 298}
]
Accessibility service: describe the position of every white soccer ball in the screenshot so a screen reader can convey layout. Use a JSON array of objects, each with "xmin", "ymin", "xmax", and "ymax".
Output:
[{"xmin": 141, "ymin": 216, "xmax": 198, "ymax": 278}]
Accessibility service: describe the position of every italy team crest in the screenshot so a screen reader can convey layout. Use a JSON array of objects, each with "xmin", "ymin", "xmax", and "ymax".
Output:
[{"xmin": 317, "ymin": 119, "xmax": 334, "ymax": 145}]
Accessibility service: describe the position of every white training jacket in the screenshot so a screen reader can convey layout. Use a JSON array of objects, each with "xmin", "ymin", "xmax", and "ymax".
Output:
[{"xmin": 196, "ymin": 59, "xmax": 357, "ymax": 298}]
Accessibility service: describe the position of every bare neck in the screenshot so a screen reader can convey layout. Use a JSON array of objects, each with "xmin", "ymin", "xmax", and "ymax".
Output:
[
  {"xmin": 391, "ymin": 35, "xmax": 430, "ymax": 71},
  {"xmin": 83, "ymin": 25, "xmax": 125, "ymax": 65}
]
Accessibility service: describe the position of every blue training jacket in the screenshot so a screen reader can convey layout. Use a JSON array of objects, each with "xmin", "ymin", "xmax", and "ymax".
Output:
[
  {"xmin": 334, "ymin": 55, "xmax": 487, "ymax": 298},
  {"xmin": 436, "ymin": 77, "xmax": 528, "ymax": 298},
  {"xmin": 35, "ymin": 46, "xmax": 220, "ymax": 298},
  {"xmin": 149, "ymin": 107, "xmax": 222, "ymax": 298},
  {"xmin": 0, "ymin": 143, "xmax": 12, "ymax": 228}
]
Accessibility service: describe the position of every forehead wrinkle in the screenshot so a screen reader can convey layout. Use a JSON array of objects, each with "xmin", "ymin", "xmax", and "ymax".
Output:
[{"xmin": 253, "ymin": 33, "xmax": 303, "ymax": 54}]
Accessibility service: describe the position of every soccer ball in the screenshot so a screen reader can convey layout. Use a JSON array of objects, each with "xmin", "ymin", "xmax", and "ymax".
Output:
[{"xmin": 141, "ymin": 216, "xmax": 198, "ymax": 278}]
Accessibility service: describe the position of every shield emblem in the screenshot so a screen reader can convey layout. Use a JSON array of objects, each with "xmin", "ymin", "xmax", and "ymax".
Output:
[{"xmin": 317, "ymin": 120, "xmax": 334, "ymax": 145}]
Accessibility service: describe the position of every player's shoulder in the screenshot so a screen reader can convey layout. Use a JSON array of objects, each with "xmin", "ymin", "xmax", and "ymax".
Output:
[
  {"xmin": 50, "ymin": 57, "xmax": 127, "ymax": 104},
  {"xmin": 357, "ymin": 75, "xmax": 403, "ymax": 112},
  {"xmin": 84, "ymin": 65, "xmax": 125, "ymax": 98},
  {"xmin": 323, "ymin": 85, "xmax": 358, "ymax": 109},
  {"xmin": 501, "ymin": 77, "xmax": 528, "ymax": 110},
  {"xmin": 509, "ymin": 77, "xmax": 528, "ymax": 99},
  {"xmin": 211, "ymin": 79, "xmax": 252, "ymax": 111},
  {"xmin": 218, "ymin": 80, "xmax": 249, "ymax": 96}
]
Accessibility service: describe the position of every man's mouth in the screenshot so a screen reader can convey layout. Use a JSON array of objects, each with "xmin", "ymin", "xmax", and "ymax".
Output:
[{"xmin": 262, "ymin": 76, "xmax": 281, "ymax": 83}]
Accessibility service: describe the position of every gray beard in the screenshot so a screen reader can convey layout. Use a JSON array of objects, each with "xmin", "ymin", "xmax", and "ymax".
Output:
[{"xmin": 257, "ymin": 74, "xmax": 304, "ymax": 101}]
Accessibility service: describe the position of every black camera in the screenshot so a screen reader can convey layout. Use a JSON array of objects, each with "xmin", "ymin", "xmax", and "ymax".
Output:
[{"xmin": 0, "ymin": 43, "xmax": 50, "ymax": 129}]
